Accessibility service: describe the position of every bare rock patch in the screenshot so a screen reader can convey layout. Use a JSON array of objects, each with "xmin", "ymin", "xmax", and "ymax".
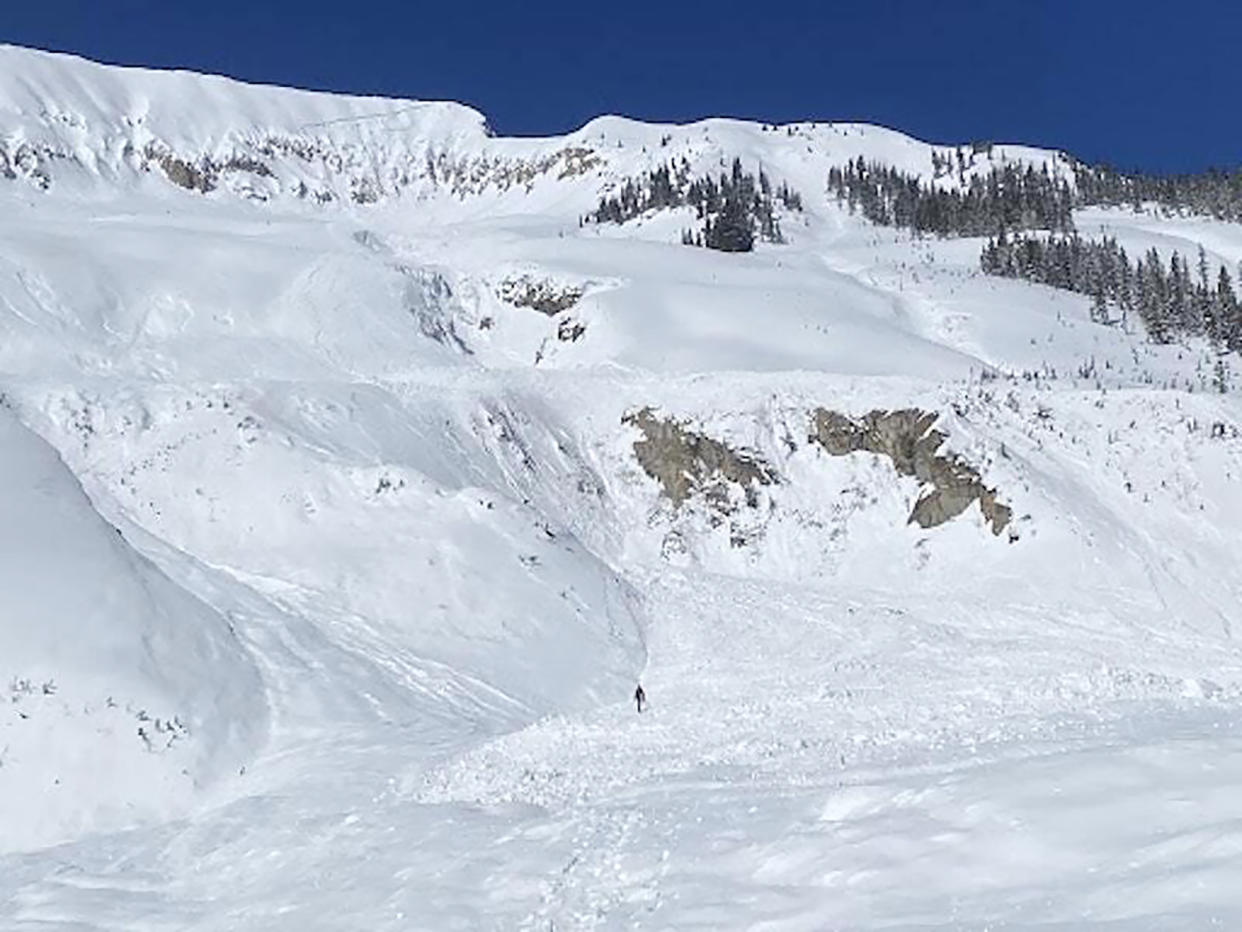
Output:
[
  {"xmin": 623, "ymin": 407, "xmax": 775, "ymax": 509},
  {"xmin": 809, "ymin": 408, "xmax": 1012, "ymax": 535},
  {"xmin": 498, "ymin": 276, "xmax": 585, "ymax": 316}
]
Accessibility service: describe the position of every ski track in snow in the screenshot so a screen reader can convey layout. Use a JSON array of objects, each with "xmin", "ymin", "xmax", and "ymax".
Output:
[{"xmin": 2, "ymin": 44, "xmax": 1242, "ymax": 930}]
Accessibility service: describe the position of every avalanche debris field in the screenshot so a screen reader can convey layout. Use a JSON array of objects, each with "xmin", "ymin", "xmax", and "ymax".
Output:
[{"xmin": 2, "ymin": 44, "xmax": 1242, "ymax": 930}]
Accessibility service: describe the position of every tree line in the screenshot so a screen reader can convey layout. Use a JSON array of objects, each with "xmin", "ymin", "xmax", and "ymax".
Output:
[
  {"xmin": 586, "ymin": 158, "xmax": 802, "ymax": 253},
  {"xmin": 827, "ymin": 158, "xmax": 1075, "ymax": 237},
  {"xmin": 828, "ymin": 153, "xmax": 1242, "ymax": 237},
  {"xmin": 1074, "ymin": 161, "xmax": 1242, "ymax": 222},
  {"xmin": 830, "ymin": 152, "xmax": 1242, "ymax": 346},
  {"xmin": 980, "ymin": 230, "xmax": 1242, "ymax": 348}
]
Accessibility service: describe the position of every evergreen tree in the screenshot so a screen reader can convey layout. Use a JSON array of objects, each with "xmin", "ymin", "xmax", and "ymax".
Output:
[
  {"xmin": 587, "ymin": 159, "xmax": 798, "ymax": 253},
  {"xmin": 1073, "ymin": 159, "xmax": 1242, "ymax": 222},
  {"xmin": 980, "ymin": 231, "xmax": 1242, "ymax": 346},
  {"xmin": 826, "ymin": 159, "xmax": 1074, "ymax": 237},
  {"xmin": 704, "ymin": 187, "xmax": 754, "ymax": 252},
  {"xmin": 1219, "ymin": 266, "xmax": 1242, "ymax": 351}
]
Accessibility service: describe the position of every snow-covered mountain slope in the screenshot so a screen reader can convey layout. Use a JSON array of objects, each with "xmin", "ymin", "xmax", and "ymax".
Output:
[
  {"xmin": 0, "ymin": 42, "xmax": 1059, "ymax": 214},
  {"xmin": 2, "ymin": 45, "xmax": 1242, "ymax": 929},
  {"xmin": 0, "ymin": 407, "xmax": 263, "ymax": 852}
]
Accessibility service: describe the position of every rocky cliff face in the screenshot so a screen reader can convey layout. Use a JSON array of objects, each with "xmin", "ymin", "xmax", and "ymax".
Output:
[
  {"xmin": 809, "ymin": 408, "xmax": 1012, "ymax": 535},
  {"xmin": 0, "ymin": 45, "xmax": 614, "ymax": 209},
  {"xmin": 622, "ymin": 404, "xmax": 1011, "ymax": 544},
  {"xmin": 622, "ymin": 407, "xmax": 775, "ymax": 510}
]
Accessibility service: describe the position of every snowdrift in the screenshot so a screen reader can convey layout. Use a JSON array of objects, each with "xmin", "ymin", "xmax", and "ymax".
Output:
[{"xmin": 0, "ymin": 407, "xmax": 264, "ymax": 851}]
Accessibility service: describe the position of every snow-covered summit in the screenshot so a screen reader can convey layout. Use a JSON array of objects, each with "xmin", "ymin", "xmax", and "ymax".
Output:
[
  {"xmin": 0, "ymin": 43, "xmax": 488, "ymax": 154},
  {"xmin": 0, "ymin": 43, "xmax": 1064, "ymax": 211}
]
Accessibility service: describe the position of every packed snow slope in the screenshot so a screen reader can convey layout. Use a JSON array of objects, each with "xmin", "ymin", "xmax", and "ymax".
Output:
[{"xmin": 2, "ymin": 44, "xmax": 1242, "ymax": 929}]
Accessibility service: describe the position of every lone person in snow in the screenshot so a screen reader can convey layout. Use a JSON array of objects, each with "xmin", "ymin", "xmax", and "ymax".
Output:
[{"xmin": 634, "ymin": 684, "xmax": 646, "ymax": 713}]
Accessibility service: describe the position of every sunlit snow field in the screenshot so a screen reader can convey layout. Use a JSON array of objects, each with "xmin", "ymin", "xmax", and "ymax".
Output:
[{"xmin": 2, "ymin": 45, "xmax": 1242, "ymax": 929}]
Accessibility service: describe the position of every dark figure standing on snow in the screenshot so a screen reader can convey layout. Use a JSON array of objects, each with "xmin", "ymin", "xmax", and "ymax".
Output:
[{"xmin": 634, "ymin": 684, "xmax": 646, "ymax": 713}]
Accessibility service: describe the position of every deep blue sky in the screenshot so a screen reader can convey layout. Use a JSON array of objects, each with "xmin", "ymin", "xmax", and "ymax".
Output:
[{"xmin": 2, "ymin": 1, "xmax": 1238, "ymax": 173}]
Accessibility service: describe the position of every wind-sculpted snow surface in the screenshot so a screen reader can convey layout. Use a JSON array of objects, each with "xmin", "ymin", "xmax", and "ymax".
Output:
[
  {"xmin": 3, "ymin": 44, "xmax": 1242, "ymax": 930},
  {"xmin": 18, "ymin": 383, "xmax": 646, "ymax": 718},
  {"xmin": 0, "ymin": 408, "xmax": 264, "ymax": 851}
]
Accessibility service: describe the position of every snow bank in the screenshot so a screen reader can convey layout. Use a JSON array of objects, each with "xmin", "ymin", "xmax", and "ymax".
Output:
[{"xmin": 0, "ymin": 407, "xmax": 264, "ymax": 851}]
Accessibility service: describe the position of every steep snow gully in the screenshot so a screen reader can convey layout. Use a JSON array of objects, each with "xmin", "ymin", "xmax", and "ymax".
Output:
[{"xmin": 2, "ymin": 44, "xmax": 1242, "ymax": 929}]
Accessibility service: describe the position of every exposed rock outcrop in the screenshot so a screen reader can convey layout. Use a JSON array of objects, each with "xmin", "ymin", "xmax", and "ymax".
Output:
[
  {"xmin": 809, "ymin": 408, "xmax": 1012, "ymax": 535},
  {"xmin": 498, "ymin": 276, "xmax": 584, "ymax": 316},
  {"xmin": 143, "ymin": 145, "xmax": 275, "ymax": 194},
  {"xmin": 623, "ymin": 407, "xmax": 775, "ymax": 508}
]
